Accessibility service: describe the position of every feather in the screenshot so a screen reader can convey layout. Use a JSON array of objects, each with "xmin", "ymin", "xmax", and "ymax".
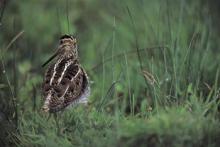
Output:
[{"xmin": 42, "ymin": 35, "xmax": 90, "ymax": 113}]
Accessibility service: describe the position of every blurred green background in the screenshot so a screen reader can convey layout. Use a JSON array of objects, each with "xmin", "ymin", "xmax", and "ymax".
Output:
[{"xmin": 0, "ymin": 0, "xmax": 220, "ymax": 146}]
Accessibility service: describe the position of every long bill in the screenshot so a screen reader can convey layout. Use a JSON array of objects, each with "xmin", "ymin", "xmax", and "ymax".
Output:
[{"xmin": 41, "ymin": 52, "xmax": 59, "ymax": 67}]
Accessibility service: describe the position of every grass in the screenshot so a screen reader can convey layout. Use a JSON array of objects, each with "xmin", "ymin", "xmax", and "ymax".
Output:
[
  {"xmin": 0, "ymin": 0, "xmax": 220, "ymax": 146},
  {"xmin": 16, "ymin": 96, "xmax": 220, "ymax": 147}
]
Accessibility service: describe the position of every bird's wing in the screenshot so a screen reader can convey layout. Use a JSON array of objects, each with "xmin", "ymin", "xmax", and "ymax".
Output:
[
  {"xmin": 42, "ymin": 58, "xmax": 79, "ymax": 112},
  {"xmin": 42, "ymin": 62, "xmax": 55, "ymax": 98},
  {"xmin": 63, "ymin": 66, "xmax": 90, "ymax": 107}
]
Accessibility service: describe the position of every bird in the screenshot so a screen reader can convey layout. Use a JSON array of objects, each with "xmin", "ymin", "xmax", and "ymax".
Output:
[{"xmin": 41, "ymin": 34, "xmax": 90, "ymax": 113}]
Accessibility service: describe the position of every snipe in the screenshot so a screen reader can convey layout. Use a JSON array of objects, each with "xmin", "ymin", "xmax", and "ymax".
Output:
[{"xmin": 41, "ymin": 34, "xmax": 90, "ymax": 113}]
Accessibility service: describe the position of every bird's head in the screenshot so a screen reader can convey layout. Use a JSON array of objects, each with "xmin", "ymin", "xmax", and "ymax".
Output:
[
  {"xmin": 42, "ymin": 34, "xmax": 78, "ymax": 67},
  {"xmin": 58, "ymin": 34, "xmax": 78, "ymax": 59}
]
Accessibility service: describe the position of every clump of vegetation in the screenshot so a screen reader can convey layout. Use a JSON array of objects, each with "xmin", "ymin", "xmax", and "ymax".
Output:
[{"xmin": 0, "ymin": 0, "xmax": 220, "ymax": 146}]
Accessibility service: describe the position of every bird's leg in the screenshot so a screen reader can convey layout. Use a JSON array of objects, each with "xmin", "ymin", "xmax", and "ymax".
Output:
[
  {"xmin": 46, "ymin": 113, "xmax": 52, "ymax": 121},
  {"xmin": 53, "ymin": 113, "xmax": 60, "ymax": 135}
]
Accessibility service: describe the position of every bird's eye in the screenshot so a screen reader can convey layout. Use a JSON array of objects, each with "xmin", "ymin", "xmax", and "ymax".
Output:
[{"xmin": 60, "ymin": 40, "xmax": 64, "ymax": 44}]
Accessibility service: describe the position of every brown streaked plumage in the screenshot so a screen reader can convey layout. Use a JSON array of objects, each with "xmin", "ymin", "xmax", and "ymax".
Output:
[{"xmin": 41, "ymin": 34, "xmax": 90, "ymax": 113}]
